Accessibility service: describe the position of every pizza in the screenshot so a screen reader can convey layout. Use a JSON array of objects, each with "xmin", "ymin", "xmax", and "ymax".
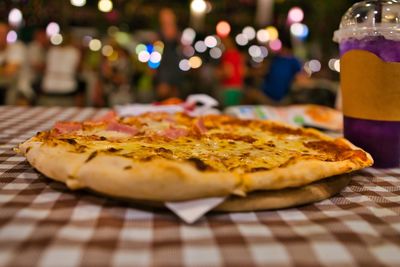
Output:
[{"xmin": 18, "ymin": 111, "xmax": 373, "ymax": 202}]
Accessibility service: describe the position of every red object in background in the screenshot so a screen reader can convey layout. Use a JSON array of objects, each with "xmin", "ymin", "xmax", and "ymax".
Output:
[
  {"xmin": 155, "ymin": 97, "xmax": 184, "ymax": 106},
  {"xmin": 221, "ymin": 49, "xmax": 244, "ymax": 88}
]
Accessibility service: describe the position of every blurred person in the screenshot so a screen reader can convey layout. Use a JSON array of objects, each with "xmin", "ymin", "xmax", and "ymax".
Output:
[
  {"xmin": 101, "ymin": 44, "xmax": 134, "ymax": 106},
  {"xmin": 245, "ymin": 31, "xmax": 303, "ymax": 106},
  {"xmin": 39, "ymin": 33, "xmax": 82, "ymax": 106},
  {"xmin": 0, "ymin": 22, "xmax": 25, "ymax": 105},
  {"xmin": 217, "ymin": 36, "xmax": 246, "ymax": 107},
  {"xmin": 156, "ymin": 7, "xmax": 183, "ymax": 100},
  {"xmin": 18, "ymin": 29, "xmax": 49, "ymax": 104}
]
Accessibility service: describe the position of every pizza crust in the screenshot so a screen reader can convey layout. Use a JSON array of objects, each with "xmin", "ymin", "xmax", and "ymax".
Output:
[
  {"xmin": 125, "ymin": 174, "xmax": 351, "ymax": 212},
  {"xmin": 243, "ymin": 159, "xmax": 356, "ymax": 192},
  {"xmin": 19, "ymin": 138, "xmax": 243, "ymax": 202},
  {"xmin": 78, "ymin": 156, "xmax": 242, "ymax": 201},
  {"xmin": 19, "ymin": 134, "xmax": 370, "ymax": 202},
  {"xmin": 19, "ymin": 139, "xmax": 89, "ymax": 189}
]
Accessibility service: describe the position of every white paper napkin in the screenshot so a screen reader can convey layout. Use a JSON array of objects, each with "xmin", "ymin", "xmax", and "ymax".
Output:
[{"xmin": 165, "ymin": 197, "xmax": 226, "ymax": 224}]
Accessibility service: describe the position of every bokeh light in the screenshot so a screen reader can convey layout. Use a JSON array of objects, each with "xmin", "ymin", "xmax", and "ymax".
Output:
[
  {"xmin": 89, "ymin": 39, "xmax": 102, "ymax": 51},
  {"xmin": 149, "ymin": 51, "xmax": 162, "ymax": 64},
  {"xmin": 146, "ymin": 44, "xmax": 154, "ymax": 54},
  {"xmin": 269, "ymin": 39, "xmax": 282, "ymax": 51},
  {"xmin": 135, "ymin": 44, "xmax": 147, "ymax": 54},
  {"xmin": 266, "ymin": 26, "xmax": 279, "ymax": 41},
  {"xmin": 98, "ymin": 0, "xmax": 113, "ymax": 13},
  {"xmin": 101, "ymin": 45, "xmax": 114, "ymax": 57},
  {"xmin": 334, "ymin": 60, "xmax": 340, "ymax": 72},
  {"xmin": 191, "ymin": 0, "xmax": 207, "ymax": 14},
  {"xmin": 308, "ymin": 59, "xmax": 322, "ymax": 73},
  {"xmin": 183, "ymin": 46, "xmax": 195, "ymax": 57},
  {"xmin": 46, "ymin": 22, "xmax": 60, "ymax": 37},
  {"xmin": 248, "ymin": 45, "xmax": 262, "ymax": 58},
  {"xmin": 216, "ymin": 21, "xmax": 231, "ymax": 38},
  {"xmin": 115, "ymin": 32, "xmax": 130, "ymax": 45},
  {"xmin": 256, "ymin": 29, "xmax": 270, "ymax": 43},
  {"xmin": 290, "ymin": 23, "xmax": 309, "ymax": 39},
  {"xmin": 6, "ymin": 31, "xmax": 17, "ymax": 43},
  {"xmin": 189, "ymin": 56, "xmax": 202, "ymax": 69},
  {"xmin": 70, "ymin": 0, "xmax": 86, "ymax": 7},
  {"xmin": 108, "ymin": 51, "xmax": 118, "ymax": 61},
  {"xmin": 260, "ymin": 46, "xmax": 269, "ymax": 58},
  {"xmin": 194, "ymin": 40, "xmax": 207, "ymax": 53},
  {"xmin": 148, "ymin": 61, "xmax": 161, "ymax": 69},
  {"xmin": 181, "ymin": 28, "xmax": 196, "ymax": 46},
  {"xmin": 50, "ymin": 33, "xmax": 63, "ymax": 45},
  {"xmin": 204, "ymin": 35, "xmax": 218, "ymax": 48},
  {"xmin": 179, "ymin": 59, "xmax": 191, "ymax": 71},
  {"xmin": 8, "ymin": 8, "xmax": 23, "ymax": 27},
  {"xmin": 235, "ymin": 33, "xmax": 248, "ymax": 46},
  {"xmin": 252, "ymin": 56, "xmax": 264, "ymax": 63},
  {"xmin": 154, "ymin": 41, "xmax": 164, "ymax": 54},
  {"xmin": 209, "ymin": 47, "xmax": 222, "ymax": 59},
  {"xmin": 243, "ymin": 26, "xmax": 256, "ymax": 41},
  {"xmin": 138, "ymin": 51, "xmax": 150, "ymax": 62},
  {"xmin": 328, "ymin": 58, "xmax": 341, "ymax": 72},
  {"xmin": 288, "ymin": 7, "xmax": 304, "ymax": 23}
]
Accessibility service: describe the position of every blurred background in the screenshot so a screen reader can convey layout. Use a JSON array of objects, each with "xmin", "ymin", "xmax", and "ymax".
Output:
[{"xmin": 0, "ymin": 0, "xmax": 359, "ymax": 108}]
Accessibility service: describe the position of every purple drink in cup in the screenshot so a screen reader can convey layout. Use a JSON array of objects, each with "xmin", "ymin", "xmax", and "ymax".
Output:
[{"xmin": 334, "ymin": 0, "xmax": 400, "ymax": 168}]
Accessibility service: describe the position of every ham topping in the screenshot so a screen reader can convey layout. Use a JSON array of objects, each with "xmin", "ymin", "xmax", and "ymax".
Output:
[
  {"xmin": 93, "ymin": 110, "xmax": 118, "ymax": 123},
  {"xmin": 53, "ymin": 122, "xmax": 82, "ymax": 134},
  {"xmin": 106, "ymin": 122, "xmax": 139, "ymax": 135},
  {"xmin": 193, "ymin": 117, "xmax": 207, "ymax": 135},
  {"xmin": 161, "ymin": 127, "xmax": 188, "ymax": 140}
]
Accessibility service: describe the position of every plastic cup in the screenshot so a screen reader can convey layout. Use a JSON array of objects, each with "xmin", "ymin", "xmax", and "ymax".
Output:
[{"xmin": 334, "ymin": 0, "xmax": 400, "ymax": 168}]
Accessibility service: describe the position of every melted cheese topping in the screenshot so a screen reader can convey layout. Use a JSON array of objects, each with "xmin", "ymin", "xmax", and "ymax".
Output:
[{"xmin": 36, "ymin": 113, "xmax": 368, "ymax": 173}]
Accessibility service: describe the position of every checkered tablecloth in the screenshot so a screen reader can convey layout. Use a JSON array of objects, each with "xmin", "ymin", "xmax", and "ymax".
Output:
[{"xmin": 0, "ymin": 106, "xmax": 399, "ymax": 267}]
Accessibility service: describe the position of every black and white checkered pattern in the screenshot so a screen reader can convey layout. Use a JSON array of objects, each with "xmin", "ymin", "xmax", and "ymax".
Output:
[{"xmin": 0, "ymin": 106, "xmax": 399, "ymax": 267}]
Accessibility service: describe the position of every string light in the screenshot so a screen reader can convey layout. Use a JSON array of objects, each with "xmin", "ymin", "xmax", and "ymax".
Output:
[
  {"xmin": 138, "ymin": 51, "xmax": 150, "ymax": 62},
  {"xmin": 204, "ymin": 35, "xmax": 218, "ymax": 48},
  {"xmin": 183, "ymin": 46, "xmax": 195, "ymax": 57},
  {"xmin": 102, "ymin": 45, "xmax": 114, "ymax": 57},
  {"xmin": 216, "ymin": 21, "xmax": 231, "ymax": 38},
  {"xmin": 191, "ymin": 0, "xmax": 207, "ymax": 14},
  {"xmin": 181, "ymin": 28, "xmax": 196, "ymax": 45},
  {"xmin": 135, "ymin": 44, "xmax": 147, "ymax": 54},
  {"xmin": 194, "ymin": 40, "xmax": 207, "ymax": 53},
  {"xmin": 98, "ymin": 0, "xmax": 113, "ymax": 13},
  {"xmin": 266, "ymin": 26, "xmax": 279, "ymax": 41},
  {"xmin": 290, "ymin": 23, "xmax": 309, "ymax": 39},
  {"xmin": 8, "ymin": 8, "xmax": 23, "ymax": 27},
  {"xmin": 235, "ymin": 33, "xmax": 248, "ymax": 46},
  {"xmin": 288, "ymin": 7, "xmax": 304, "ymax": 23},
  {"xmin": 249, "ymin": 45, "xmax": 262, "ymax": 58},
  {"xmin": 149, "ymin": 51, "xmax": 162, "ymax": 64},
  {"xmin": 179, "ymin": 59, "xmax": 191, "ymax": 71},
  {"xmin": 256, "ymin": 29, "xmax": 270, "ymax": 43},
  {"xmin": 6, "ymin": 31, "xmax": 17, "ymax": 43},
  {"xmin": 269, "ymin": 39, "xmax": 282, "ymax": 51},
  {"xmin": 189, "ymin": 56, "xmax": 202, "ymax": 69},
  {"xmin": 70, "ymin": 0, "xmax": 86, "ymax": 7},
  {"xmin": 242, "ymin": 26, "xmax": 256, "ymax": 41},
  {"xmin": 209, "ymin": 47, "xmax": 222, "ymax": 59},
  {"xmin": 50, "ymin": 34, "xmax": 63, "ymax": 45},
  {"xmin": 308, "ymin": 59, "xmax": 321, "ymax": 73},
  {"xmin": 89, "ymin": 39, "xmax": 102, "ymax": 51}
]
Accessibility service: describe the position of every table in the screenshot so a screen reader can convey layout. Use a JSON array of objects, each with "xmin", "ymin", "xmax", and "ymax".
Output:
[{"xmin": 0, "ymin": 106, "xmax": 399, "ymax": 267}]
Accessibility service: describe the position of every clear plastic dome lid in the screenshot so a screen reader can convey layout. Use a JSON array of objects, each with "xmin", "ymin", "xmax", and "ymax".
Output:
[{"xmin": 333, "ymin": 0, "xmax": 400, "ymax": 42}]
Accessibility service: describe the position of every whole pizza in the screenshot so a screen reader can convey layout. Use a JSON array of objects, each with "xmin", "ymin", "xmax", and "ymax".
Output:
[{"xmin": 18, "ymin": 111, "xmax": 373, "ymax": 203}]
